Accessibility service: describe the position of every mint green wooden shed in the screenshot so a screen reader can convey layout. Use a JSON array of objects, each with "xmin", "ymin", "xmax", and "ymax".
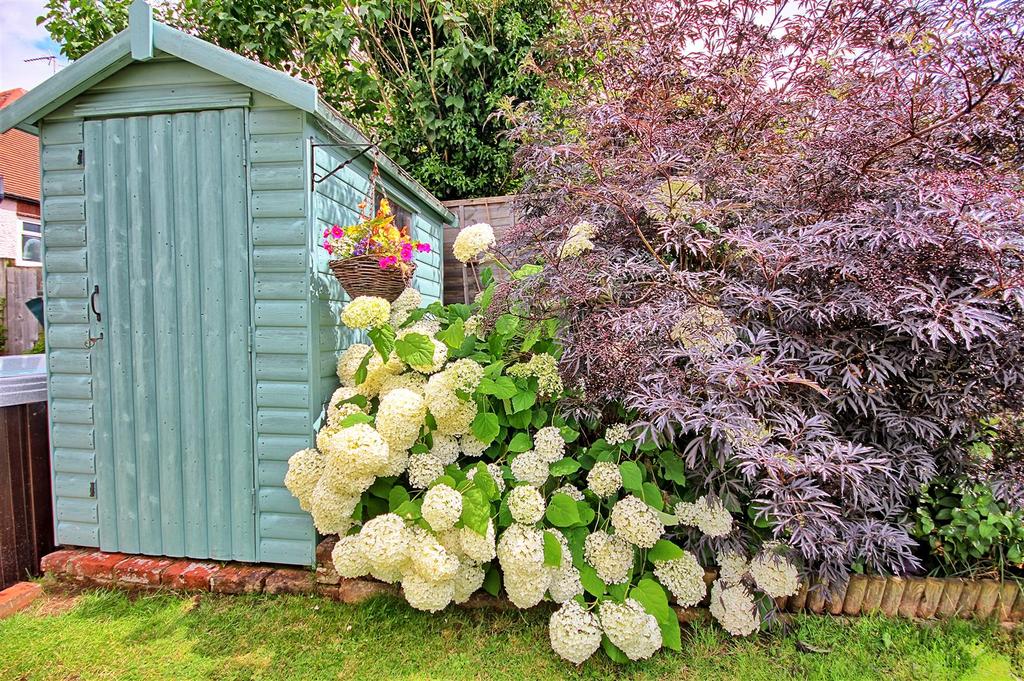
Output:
[{"xmin": 0, "ymin": 0, "xmax": 451, "ymax": 567}]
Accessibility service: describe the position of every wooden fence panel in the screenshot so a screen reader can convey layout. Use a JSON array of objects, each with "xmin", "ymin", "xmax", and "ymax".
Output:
[
  {"xmin": 442, "ymin": 195, "xmax": 518, "ymax": 304},
  {"xmin": 0, "ymin": 262, "xmax": 43, "ymax": 354}
]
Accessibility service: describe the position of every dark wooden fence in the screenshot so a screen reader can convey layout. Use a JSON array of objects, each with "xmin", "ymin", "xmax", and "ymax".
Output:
[
  {"xmin": 0, "ymin": 262, "xmax": 43, "ymax": 354},
  {"xmin": 0, "ymin": 401, "xmax": 52, "ymax": 590},
  {"xmin": 442, "ymin": 195, "xmax": 519, "ymax": 304}
]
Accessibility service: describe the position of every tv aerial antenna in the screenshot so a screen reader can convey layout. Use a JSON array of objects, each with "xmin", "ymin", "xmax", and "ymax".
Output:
[{"xmin": 24, "ymin": 55, "xmax": 60, "ymax": 73}]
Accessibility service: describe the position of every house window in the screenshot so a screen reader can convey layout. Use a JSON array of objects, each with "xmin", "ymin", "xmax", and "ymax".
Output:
[{"xmin": 19, "ymin": 220, "xmax": 41, "ymax": 266}]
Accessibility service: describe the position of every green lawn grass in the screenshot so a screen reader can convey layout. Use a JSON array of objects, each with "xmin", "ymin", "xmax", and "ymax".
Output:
[{"xmin": 0, "ymin": 586, "xmax": 1021, "ymax": 680}]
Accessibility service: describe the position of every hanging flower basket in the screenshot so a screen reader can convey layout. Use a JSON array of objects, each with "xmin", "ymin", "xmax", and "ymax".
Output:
[
  {"xmin": 329, "ymin": 255, "xmax": 413, "ymax": 302},
  {"xmin": 319, "ymin": 163, "xmax": 431, "ymax": 303}
]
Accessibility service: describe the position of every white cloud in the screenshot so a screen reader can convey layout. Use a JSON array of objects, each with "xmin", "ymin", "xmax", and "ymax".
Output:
[{"xmin": 0, "ymin": 0, "xmax": 69, "ymax": 91}]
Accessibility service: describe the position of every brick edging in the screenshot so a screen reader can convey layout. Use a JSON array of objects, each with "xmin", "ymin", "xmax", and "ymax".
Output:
[{"xmin": 39, "ymin": 543, "xmax": 1024, "ymax": 624}]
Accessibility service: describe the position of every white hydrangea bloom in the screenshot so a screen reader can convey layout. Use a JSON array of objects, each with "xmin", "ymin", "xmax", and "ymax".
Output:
[
  {"xmin": 389, "ymin": 287, "xmax": 422, "ymax": 327},
  {"xmin": 434, "ymin": 399, "xmax": 478, "ymax": 436},
  {"xmin": 508, "ymin": 485, "xmax": 546, "ymax": 524},
  {"xmin": 533, "ymin": 426, "xmax": 566, "ymax": 463},
  {"xmin": 599, "ymin": 599, "xmax": 663, "ymax": 661},
  {"xmin": 378, "ymin": 372, "xmax": 427, "ymax": 399},
  {"xmin": 510, "ymin": 450, "xmax": 549, "ymax": 487},
  {"xmin": 409, "ymin": 338, "xmax": 449, "ymax": 374},
  {"xmin": 358, "ymin": 513, "xmax": 411, "ymax": 571},
  {"xmin": 653, "ymin": 552, "xmax": 706, "ymax": 607},
  {"xmin": 375, "ymin": 388, "xmax": 427, "ymax": 451},
  {"xmin": 609, "ymin": 495, "xmax": 665, "ymax": 549},
  {"xmin": 464, "ymin": 314, "xmax": 482, "ymax": 336},
  {"xmin": 321, "ymin": 423, "xmax": 390, "ymax": 478},
  {"xmin": 604, "ymin": 423, "xmax": 630, "ymax": 446},
  {"xmin": 548, "ymin": 563, "xmax": 584, "ymax": 604},
  {"xmin": 422, "ymin": 483, "xmax": 463, "ymax": 532},
  {"xmin": 308, "ymin": 483, "xmax": 357, "ymax": 535},
  {"xmin": 504, "ymin": 570, "xmax": 551, "ymax": 610},
  {"xmin": 447, "ymin": 358, "xmax": 484, "ymax": 392},
  {"xmin": 553, "ymin": 484, "xmax": 584, "ymax": 501},
  {"xmin": 459, "ymin": 520, "xmax": 497, "ymax": 563},
  {"xmin": 429, "ymin": 434, "xmax": 461, "ymax": 465},
  {"xmin": 370, "ymin": 565, "xmax": 404, "ymax": 584},
  {"xmin": 674, "ymin": 501, "xmax": 700, "ymax": 526},
  {"xmin": 319, "ymin": 464, "xmax": 375, "ymax": 496},
  {"xmin": 749, "ymin": 550, "xmax": 800, "ymax": 598},
  {"xmin": 326, "ymin": 386, "xmax": 365, "ymax": 427},
  {"xmin": 360, "ymin": 354, "xmax": 403, "ymax": 398},
  {"xmin": 583, "ymin": 530, "xmax": 634, "ymax": 584},
  {"xmin": 716, "ymin": 550, "xmax": 749, "ymax": 585},
  {"xmin": 497, "ymin": 524, "xmax": 551, "ymax": 609},
  {"xmin": 695, "ymin": 497, "xmax": 734, "ymax": 537},
  {"xmin": 452, "ymin": 222, "xmax": 496, "ymax": 263},
  {"xmin": 408, "ymin": 528, "xmax": 461, "ymax": 582},
  {"xmin": 401, "ymin": 572, "xmax": 454, "ymax": 612},
  {"xmin": 549, "ymin": 600, "xmax": 603, "ymax": 664},
  {"xmin": 466, "ymin": 462, "xmax": 505, "ymax": 494},
  {"xmin": 379, "ymin": 445, "xmax": 410, "ymax": 478},
  {"xmin": 558, "ymin": 220, "xmax": 597, "ymax": 259},
  {"xmin": 458, "ymin": 433, "xmax": 489, "ymax": 457},
  {"xmin": 332, "ymin": 534, "xmax": 371, "ymax": 578},
  {"xmin": 284, "ymin": 448, "xmax": 324, "ymax": 511},
  {"xmin": 407, "ymin": 453, "xmax": 445, "ymax": 489},
  {"xmin": 341, "ymin": 295, "xmax": 391, "ymax": 330},
  {"xmin": 336, "ymin": 343, "xmax": 372, "ymax": 384},
  {"xmin": 709, "ymin": 580, "xmax": 760, "ymax": 636},
  {"xmin": 451, "ymin": 562, "xmax": 486, "ymax": 604},
  {"xmin": 587, "ymin": 461, "xmax": 622, "ymax": 497}
]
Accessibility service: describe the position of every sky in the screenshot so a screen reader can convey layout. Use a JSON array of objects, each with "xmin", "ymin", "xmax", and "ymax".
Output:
[{"xmin": 0, "ymin": 0, "xmax": 69, "ymax": 92}]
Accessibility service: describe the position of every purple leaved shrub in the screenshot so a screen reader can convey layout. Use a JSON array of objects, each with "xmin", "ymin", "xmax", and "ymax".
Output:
[{"xmin": 496, "ymin": 0, "xmax": 1024, "ymax": 585}]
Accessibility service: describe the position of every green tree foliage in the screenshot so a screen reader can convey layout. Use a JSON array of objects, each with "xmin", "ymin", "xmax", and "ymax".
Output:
[{"xmin": 39, "ymin": 0, "xmax": 554, "ymax": 199}]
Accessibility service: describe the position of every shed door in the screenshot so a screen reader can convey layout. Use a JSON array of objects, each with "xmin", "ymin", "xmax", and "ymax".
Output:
[{"xmin": 84, "ymin": 109, "xmax": 256, "ymax": 561}]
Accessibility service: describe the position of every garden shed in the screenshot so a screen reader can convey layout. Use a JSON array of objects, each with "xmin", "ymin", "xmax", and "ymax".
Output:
[{"xmin": 0, "ymin": 0, "xmax": 451, "ymax": 567}]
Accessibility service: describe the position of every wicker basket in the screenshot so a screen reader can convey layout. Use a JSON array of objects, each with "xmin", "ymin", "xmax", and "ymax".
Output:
[{"xmin": 328, "ymin": 256, "xmax": 413, "ymax": 302}]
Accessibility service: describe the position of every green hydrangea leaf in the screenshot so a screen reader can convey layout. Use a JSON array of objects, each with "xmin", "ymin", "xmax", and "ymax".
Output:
[
  {"xmin": 511, "ymin": 389, "xmax": 537, "ymax": 414},
  {"xmin": 460, "ymin": 487, "xmax": 490, "ymax": 536},
  {"xmin": 648, "ymin": 539, "xmax": 684, "ymax": 563},
  {"xmin": 542, "ymin": 530, "xmax": 563, "ymax": 567},
  {"xmin": 495, "ymin": 314, "xmax": 519, "ymax": 336},
  {"xmin": 471, "ymin": 412, "xmax": 500, "ymax": 444},
  {"xmin": 394, "ymin": 498, "xmax": 422, "ymax": 521},
  {"xmin": 395, "ymin": 332, "xmax": 435, "ymax": 366},
  {"xmin": 512, "ymin": 263, "xmax": 543, "ymax": 280},
  {"xmin": 549, "ymin": 458, "xmax": 581, "ymax": 476},
  {"xmin": 619, "ymin": 461, "xmax": 644, "ymax": 493},
  {"xmin": 339, "ymin": 413, "xmax": 374, "ymax": 427},
  {"xmin": 545, "ymin": 493, "xmax": 581, "ymax": 527},
  {"xmin": 580, "ymin": 563, "xmax": 606, "ymax": 598},
  {"xmin": 601, "ymin": 636, "xmax": 630, "ymax": 664},
  {"xmin": 483, "ymin": 565, "xmax": 501, "ymax": 596},
  {"xmin": 508, "ymin": 431, "xmax": 533, "ymax": 453},
  {"xmin": 478, "ymin": 376, "xmax": 518, "ymax": 399},
  {"xmin": 472, "ymin": 463, "xmax": 501, "ymax": 501},
  {"xmin": 642, "ymin": 482, "xmax": 665, "ymax": 510},
  {"xmin": 367, "ymin": 325, "xmax": 396, "ymax": 360},
  {"xmin": 388, "ymin": 485, "xmax": 411, "ymax": 512},
  {"xmin": 436, "ymin": 317, "xmax": 465, "ymax": 350},
  {"xmin": 630, "ymin": 578, "xmax": 682, "ymax": 651}
]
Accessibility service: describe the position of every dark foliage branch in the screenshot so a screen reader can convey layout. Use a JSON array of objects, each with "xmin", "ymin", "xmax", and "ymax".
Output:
[{"xmin": 497, "ymin": 0, "xmax": 1024, "ymax": 585}]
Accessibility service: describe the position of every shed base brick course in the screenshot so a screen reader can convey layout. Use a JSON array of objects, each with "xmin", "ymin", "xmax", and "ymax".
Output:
[
  {"xmin": 36, "ymin": 546, "xmax": 1024, "ymax": 625},
  {"xmin": 0, "ymin": 582, "xmax": 43, "ymax": 619}
]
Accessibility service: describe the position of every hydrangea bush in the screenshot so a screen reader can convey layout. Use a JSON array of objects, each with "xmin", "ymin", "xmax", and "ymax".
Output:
[{"xmin": 286, "ymin": 285, "xmax": 799, "ymax": 664}]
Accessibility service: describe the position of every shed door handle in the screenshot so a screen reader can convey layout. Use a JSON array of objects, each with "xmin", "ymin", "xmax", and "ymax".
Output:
[{"xmin": 90, "ymin": 284, "xmax": 102, "ymax": 323}]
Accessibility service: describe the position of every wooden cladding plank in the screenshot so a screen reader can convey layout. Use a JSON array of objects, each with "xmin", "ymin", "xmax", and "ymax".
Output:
[
  {"xmin": 52, "ymin": 448, "xmax": 95, "ymax": 474},
  {"xmin": 40, "ymin": 120, "xmax": 84, "ymax": 145},
  {"xmin": 249, "ymin": 109, "xmax": 303, "ymax": 134},
  {"xmin": 258, "ymin": 488, "xmax": 302, "ymax": 514},
  {"xmin": 44, "ymin": 247, "xmax": 88, "ymax": 273},
  {"xmin": 255, "ymin": 353, "xmax": 308, "ymax": 380},
  {"xmin": 149, "ymin": 112, "xmax": 186, "ymax": 558},
  {"xmin": 256, "ymin": 381, "xmax": 310, "ymax": 408},
  {"xmin": 42, "ymin": 144, "xmax": 84, "ymax": 171},
  {"xmin": 43, "ymin": 197, "xmax": 86, "ymax": 222},
  {"xmin": 252, "ymin": 218, "xmax": 306, "ymax": 245},
  {"xmin": 56, "ymin": 498, "xmax": 99, "ymax": 523},
  {"xmin": 42, "ymin": 223, "xmax": 86, "ymax": 248},
  {"xmin": 252, "ymin": 246, "xmax": 306, "ymax": 272},
  {"xmin": 254, "ymin": 273, "xmax": 307, "ymax": 300},
  {"xmin": 46, "ymin": 323, "xmax": 89, "ymax": 349},
  {"xmin": 46, "ymin": 273, "xmax": 88, "ymax": 298},
  {"xmin": 49, "ymin": 398, "xmax": 93, "ymax": 425},
  {"xmin": 49, "ymin": 374, "xmax": 92, "ymax": 400},
  {"xmin": 257, "ymin": 434, "xmax": 312, "ymax": 461},
  {"xmin": 250, "ymin": 134, "xmax": 303, "ymax": 163},
  {"xmin": 257, "ymin": 408, "xmax": 310, "ymax": 435},
  {"xmin": 48, "ymin": 349, "xmax": 90, "ymax": 374},
  {"xmin": 254, "ymin": 301, "xmax": 308, "ymax": 327},
  {"xmin": 43, "ymin": 171, "xmax": 85, "ymax": 197},
  {"xmin": 254, "ymin": 328, "xmax": 308, "ymax": 354},
  {"xmin": 260, "ymin": 512, "xmax": 315, "ymax": 541},
  {"xmin": 55, "ymin": 521, "xmax": 99, "ymax": 546},
  {"xmin": 251, "ymin": 190, "xmax": 306, "ymax": 218},
  {"xmin": 45, "ymin": 298, "xmax": 88, "ymax": 325},
  {"xmin": 250, "ymin": 163, "xmax": 304, "ymax": 190}
]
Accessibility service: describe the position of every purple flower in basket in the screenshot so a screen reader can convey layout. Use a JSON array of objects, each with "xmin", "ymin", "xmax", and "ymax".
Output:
[{"xmin": 353, "ymin": 238, "xmax": 370, "ymax": 257}]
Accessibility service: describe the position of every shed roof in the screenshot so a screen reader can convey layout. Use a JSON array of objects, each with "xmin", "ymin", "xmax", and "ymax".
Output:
[
  {"xmin": 0, "ymin": 0, "xmax": 453, "ymax": 222},
  {"xmin": 0, "ymin": 89, "xmax": 40, "ymax": 203}
]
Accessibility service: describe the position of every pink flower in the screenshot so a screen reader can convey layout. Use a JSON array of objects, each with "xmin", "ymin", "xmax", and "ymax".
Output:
[
  {"xmin": 378, "ymin": 255, "xmax": 397, "ymax": 269},
  {"xmin": 332, "ymin": 225, "xmax": 343, "ymax": 238},
  {"xmin": 401, "ymin": 242, "xmax": 414, "ymax": 261},
  {"xmin": 416, "ymin": 243, "xmax": 431, "ymax": 253},
  {"xmin": 324, "ymin": 243, "xmax": 334, "ymax": 255},
  {"xmin": 323, "ymin": 228, "xmax": 330, "ymax": 238}
]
